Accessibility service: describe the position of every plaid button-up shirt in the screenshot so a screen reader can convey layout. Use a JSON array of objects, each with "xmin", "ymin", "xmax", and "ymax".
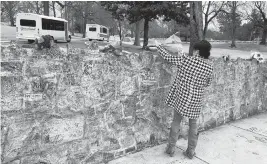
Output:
[{"xmin": 157, "ymin": 45, "xmax": 213, "ymax": 119}]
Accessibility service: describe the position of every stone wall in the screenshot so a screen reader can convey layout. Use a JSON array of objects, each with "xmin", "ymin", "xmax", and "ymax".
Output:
[{"xmin": 1, "ymin": 44, "xmax": 267, "ymax": 164}]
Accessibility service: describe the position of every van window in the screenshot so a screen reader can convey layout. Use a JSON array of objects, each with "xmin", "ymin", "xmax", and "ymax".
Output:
[
  {"xmin": 42, "ymin": 18, "xmax": 64, "ymax": 31},
  {"xmin": 55, "ymin": 21, "xmax": 64, "ymax": 31},
  {"xmin": 20, "ymin": 19, "xmax": 36, "ymax": 27},
  {"xmin": 103, "ymin": 28, "xmax": 107, "ymax": 34},
  {"xmin": 89, "ymin": 27, "xmax": 97, "ymax": 32}
]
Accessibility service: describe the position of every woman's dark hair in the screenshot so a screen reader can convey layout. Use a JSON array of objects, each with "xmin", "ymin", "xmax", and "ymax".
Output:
[{"xmin": 193, "ymin": 40, "xmax": 212, "ymax": 59}]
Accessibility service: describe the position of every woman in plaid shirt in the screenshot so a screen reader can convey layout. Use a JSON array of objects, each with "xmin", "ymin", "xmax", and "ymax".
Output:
[{"xmin": 155, "ymin": 40, "xmax": 213, "ymax": 159}]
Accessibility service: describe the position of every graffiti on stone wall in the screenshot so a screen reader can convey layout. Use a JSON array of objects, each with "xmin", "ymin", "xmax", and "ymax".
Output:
[
  {"xmin": 1, "ymin": 44, "xmax": 266, "ymax": 164},
  {"xmin": 1, "ymin": 62, "xmax": 23, "ymax": 76}
]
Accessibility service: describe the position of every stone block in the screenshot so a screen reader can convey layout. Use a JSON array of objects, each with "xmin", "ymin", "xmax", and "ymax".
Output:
[
  {"xmin": 102, "ymin": 137, "xmax": 121, "ymax": 152},
  {"xmin": 1, "ymin": 76, "xmax": 24, "ymax": 97},
  {"xmin": 216, "ymin": 112, "xmax": 225, "ymax": 126},
  {"xmin": 43, "ymin": 116, "xmax": 84, "ymax": 145},
  {"xmin": 204, "ymin": 118, "xmax": 217, "ymax": 130},
  {"xmin": 84, "ymin": 115, "xmax": 104, "ymax": 142},
  {"xmin": 1, "ymin": 62, "xmax": 23, "ymax": 76},
  {"xmin": 157, "ymin": 63, "xmax": 173, "ymax": 87},
  {"xmin": 20, "ymin": 156, "xmax": 40, "ymax": 164},
  {"xmin": 85, "ymin": 152, "xmax": 106, "ymax": 164},
  {"xmin": 118, "ymin": 132, "xmax": 136, "ymax": 149},
  {"xmin": 1, "ymin": 115, "xmax": 38, "ymax": 160},
  {"xmin": 118, "ymin": 76, "xmax": 137, "ymax": 96},
  {"xmin": 1, "ymin": 96, "xmax": 23, "ymax": 112},
  {"xmin": 38, "ymin": 143, "xmax": 69, "ymax": 164},
  {"xmin": 57, "ymin": 86, "xmax": 85, "ymax": 112},
  {"xmin": 122, "ymin": 95, "xmax": 139, "ymax": 117}
]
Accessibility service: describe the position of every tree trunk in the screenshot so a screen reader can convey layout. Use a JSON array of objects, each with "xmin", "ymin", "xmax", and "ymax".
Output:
[
  {"xmin": 118, "ymin": 20, "xmax": 122, "ymax": 46},
  {"xmin": 230, "ymin": 2, "xmax": 237, "ymax": 48},
  {"xmin": 10, "ymin": 14, "xmax": 15, "ymax": 26},
  {"xmin": 52, "ymin": 1, "xmax": 56, "ymax": 17},
  {"xmin": 130, "ymin": 25, "xmax": 134, "ymax": 38},
  {"xmin": 134, "ymin": 21, "xmax": 141, "ymax": 46},
  {"xmin": 260, "ymin": 27, "xmax": 267, "ymax": 45},
  {"xmin": 203, "ymin": 24, "xmax": 208, "ymax": 40},
  {"xmin": 142, "ymin": 18, "xmax": 149, "ymax": 49},
  {"xmin": 64, "ymin": 1, "xmax": 68, "ymax": 41},
  {"xmin": 83, "ymin": 18, "xmax": 87, "ymax": 38},
  {"xmin": 36, "ymin": 2, "xmax": 40, "ymax": 14},
  {"xmin": 43, "ymin": 1, "xmax": 49, "ymax": 16},
  {"xmin": 82, "ymin": 4, "xmax": 89, "ymax": 38},
  {"xmin": 249, "ymin": 29, "xmax": 254, "ymax": 41},
  {"xmin": 189, "ymin": 2, "xmax": 203, "ymax": 55},
  {"xmin": 71, "ymin": 13, "xmax": 74, "ymax": 36}
]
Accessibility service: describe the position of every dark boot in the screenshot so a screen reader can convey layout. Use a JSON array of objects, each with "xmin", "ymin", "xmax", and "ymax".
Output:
[
  {"xmin": 165, "ymin": 144, "xmax": 175, "ymax": 157},
  {"xmin": 183, "ymin": 149, "xmax": 196, "ymax": 159}
]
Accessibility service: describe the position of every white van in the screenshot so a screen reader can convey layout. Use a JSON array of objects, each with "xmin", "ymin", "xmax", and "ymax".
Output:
[
  {"xmin": 86, "ymin": 24, "xmax": 109, "ymax": 41},
  {"xmin": 16, "ymin": 13, "xmax": 71, "ymax": 43}
]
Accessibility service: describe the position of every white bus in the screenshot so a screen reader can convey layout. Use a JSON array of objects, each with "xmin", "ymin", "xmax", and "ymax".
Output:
[
  {"xmin": 86, "ymin": 24, "xmax": 109, "ymax": 41},
  {"xmin": 16, "ymin": 13, "xmax": 71, "ymax": 43}
]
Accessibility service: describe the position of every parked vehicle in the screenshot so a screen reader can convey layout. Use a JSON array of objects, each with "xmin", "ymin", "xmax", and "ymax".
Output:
[
  {"xmin": 86, "ymin": 24, "xmax": 109, "ymax": 41},
  {"xmin": 16, "ymin": 13, "xmax": 71, "ymax": 43}
]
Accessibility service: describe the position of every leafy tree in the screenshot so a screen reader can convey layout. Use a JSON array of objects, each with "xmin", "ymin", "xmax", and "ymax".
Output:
[
  {"xmin": 205, "ymin": 30, "xmax": 222, "ymax": 40},
  {"xmin": 1, "ymin": 1, "xmax": 19, "ymax": 26},
  {"xmin": 19, "ymin": 1, "xmax": 43, "ymax": 14},
  {"xmin": 69, "ymin": 1, "xmax": 97, "ymax": 38},
  {"xmin": 179, "ymin": 25, "xmax": 190, "ymax": 41},
  {"xmin": 218, "ymin": 1, "xmax": 244, "ymax": 48},
  {"xmin": 100, "ymin": 2, "xmax": 128, "ymax": 45},
  {"xmin": 102, "ymin": 1, "xmax": 189, "ymax": 49},
  {"xmin": 253, "ymin": 2, "xmax": 267, "ymax": 45},
  {"xmin": 127, "ymin": 1, "xmax": 189, "ymax": 49}
]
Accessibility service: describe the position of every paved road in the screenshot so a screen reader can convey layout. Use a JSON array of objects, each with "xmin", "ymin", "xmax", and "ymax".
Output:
[
  {"xmin": 109, "ymin": 112, "xmax": 267, "ymax": 164},
  {"xmin": 0, "ymin": 25, "xmax": 108, "ymax": 48}
]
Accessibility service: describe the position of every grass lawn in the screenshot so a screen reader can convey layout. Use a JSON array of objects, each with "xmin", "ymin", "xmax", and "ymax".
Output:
[
  {"xmin": 210, "ymin": 43, "xmax": 267, "ymax": 52},
  {"xmin": 120, "ymin": 43, "xmax": 157, "ymax": 54}
]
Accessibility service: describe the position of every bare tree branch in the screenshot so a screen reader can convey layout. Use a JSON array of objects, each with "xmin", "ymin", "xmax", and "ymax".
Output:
[
  {"xmin": 255, "ymin": 1, "xmax": 266, "ymax": 21},
  {"xmin": 55, "ymin": 1, "xmax": 64, "ymax": 8},
  {"xmin": 207, "ymin": 2, "xmax": 225, "ymax": 24}
]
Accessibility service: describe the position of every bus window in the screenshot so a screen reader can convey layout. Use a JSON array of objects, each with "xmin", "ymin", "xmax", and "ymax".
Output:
[
  {"xmin": 20, "ymin": 19, "xmax": 36, "ymax": 27},
  {"xmin": 103, "ymin": 28, "xmax": 107, "ymax": 34},
  {"xmin": 42, "ymin": 18, "xmax": 51, "ymax": 30},
  {"xmin": 42, "ymin": 18, "xmax": 64, "ymax": 31},
  {"xmin": 89, "ymin": 27, "xmax": 96, "ymax": 32},
  {"xmin": 55, "ymin": 21, "xmax": 64, "ymax": 31}
]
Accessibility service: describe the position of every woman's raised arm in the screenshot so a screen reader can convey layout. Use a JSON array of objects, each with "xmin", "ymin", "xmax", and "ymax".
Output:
[{"xmin": 157, "ymin": 44, "xmax": 185, "ymax": 66}]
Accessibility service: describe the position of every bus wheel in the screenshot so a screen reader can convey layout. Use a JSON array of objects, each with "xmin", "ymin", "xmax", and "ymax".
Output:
[
  {"xmin": 67, "ymin": 35, "xmax": 71, "ymax": 42},
  {"xmin": 28, "ymin": 40, "xmax": 35, "ymax": 44}
]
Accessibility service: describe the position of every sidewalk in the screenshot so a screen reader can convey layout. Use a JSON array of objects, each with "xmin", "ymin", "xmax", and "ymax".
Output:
[{"xmin": 109, "ymin": 112, "xmax": 267, "ymax": 164}]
